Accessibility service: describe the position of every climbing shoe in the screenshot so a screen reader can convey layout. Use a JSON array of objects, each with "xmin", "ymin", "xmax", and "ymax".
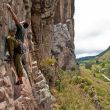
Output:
[{"xmin": 15, "ymin": 80, "xmax": 23, "ymax": 85}]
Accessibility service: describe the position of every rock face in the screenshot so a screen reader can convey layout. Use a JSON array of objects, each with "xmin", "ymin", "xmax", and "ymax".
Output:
[
  {"xmin": 31, "ymin": 0, "xmax": 57, "ymax": 66},
  {"xmin": 52, "ymin": 0, "xmax": 78, "ymax": 70},
  {"xmin": 53, "ymin": 23, "xmax": 77, "ymax": 70},
  {"xmin": 31, "ymin": 0, "xmax": 77, "ymax": 71},
  {"xmin": 0, "ymin": 60, "xmax": 53, "ymax": 110},
  {"xmin": 31, "ymin": 61, "xmax": 53, "ymax": 110},
  {"xmin": 0, "ymin": 0, "xmax": 53, "ymax": 110},
  {"xmin": 0, "ymin": 0, "xmax": 76, "ymax": 110}
]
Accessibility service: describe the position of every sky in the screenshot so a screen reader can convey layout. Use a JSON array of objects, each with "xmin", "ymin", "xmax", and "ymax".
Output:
[{"xmin": 75, "ymin": 0, "xmax": 110, "ymax": 58}]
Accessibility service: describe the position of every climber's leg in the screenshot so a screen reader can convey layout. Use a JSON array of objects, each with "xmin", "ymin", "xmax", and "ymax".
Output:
[
  {"xmin": 7, "ymin": 38, "xmax": 23, "ymax": 84},
  {"xmin": 14, "ymin": 54, "xmax": 23, "ymax": 85}
]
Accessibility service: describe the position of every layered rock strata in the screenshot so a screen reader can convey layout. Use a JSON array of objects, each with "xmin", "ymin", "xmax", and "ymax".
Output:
[
  {"xmin": 0, "ymin": 0, "xmax": 53, "ymax": 109},
  {"xmin": 0, "ymin": 0, "xmax": 77, "ymax": 110},
  {"xmin": 52, "ymin": 0, "xmax": 78, "ymax": 70}
]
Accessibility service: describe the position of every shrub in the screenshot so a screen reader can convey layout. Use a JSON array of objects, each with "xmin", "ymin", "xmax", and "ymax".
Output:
[
  {"xmin": 40, "ymin": 57, "xmax": 57, "ymax": 69},
  {"xmin": 73, "ymin": 76, "xmax": 92, "ymax": 86},
  {"xmin": 83, "ymin": 85, "xmax": 89, "ymax": 92},
  {"xmin": 85, "ymin": 62, "xmax": 92, "ymax": 69}
]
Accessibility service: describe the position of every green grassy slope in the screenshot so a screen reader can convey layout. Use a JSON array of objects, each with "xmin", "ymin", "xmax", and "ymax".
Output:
[
  {"xmin": 81, "ymin": 68, "xmax": 110, "ymax": 110},
  {"xmin": 53, "ymin": 47, "xmax": 110, "ymax": 110},
  {"xmin": 78, "ymin": 46, "xmax": 110, "ymax": 79},
  {"xmin": 53, "ymin": 69, "xmax": 110, "ymax": 110},
  {"xmin": 96, "ymin": 46, "xmax": 110, "ymax": 61}
]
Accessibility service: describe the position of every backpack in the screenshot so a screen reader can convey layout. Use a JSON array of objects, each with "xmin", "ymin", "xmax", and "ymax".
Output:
[{"xmin": 14, "ymin": 41, "xmax": 24, "ymax": 54}]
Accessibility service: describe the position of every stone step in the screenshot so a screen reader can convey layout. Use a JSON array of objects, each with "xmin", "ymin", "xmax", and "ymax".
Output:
[
  {"xmin": 33, "ymin": 86, "xmax": 51, "ymax": 104},
  {"xmin": 32, "ymin": 65, "xmax": 38, "ymax": 69},
  {"xmin": 38, "ymin": 70, "xmax": 42, "ymax": 75},
  {"xmin": 34, "ymin": 80, "xmax": 46, "ymax": 91},
  {"xmin": 32, "ymin": 66, "xmax": 38, "ymax": 73},
  {"xmin": 32, "ymin": 61, "xmax": 37, "ymax": 67},
  {"xmin": 33, "ymin": 74, "xmax": 44, "ymax": 83}
]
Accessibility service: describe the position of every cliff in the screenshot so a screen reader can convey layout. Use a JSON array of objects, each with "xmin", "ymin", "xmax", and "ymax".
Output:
[
  {"xmin": 0, "ymin": 0, "xmax": 76, "ymax": 110},
  {"xmin": 31, "ymin": 0, "xmax": 78, "ymax": 71},
  {"xmin": 53, "ymin": 0, "xmax": 78, "ymax": 70}
]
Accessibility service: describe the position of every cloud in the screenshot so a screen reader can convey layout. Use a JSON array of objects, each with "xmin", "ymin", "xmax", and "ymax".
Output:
[
  {"xmin": 75, "ymin": 32, "xmax": 110, "ymax": 58},
  {"xmin": 75, "ymin": 49, "xmax": 102, "ymax": 55},
  {"xmin": 87, "ymin": 31, "xmax": 101, "ymax": 38},
  {"xmin": 75, "ymin": 20, "xmax": 110, "ymax": 40},
  {"xmin": 75, "ymin": 0, "xmax": 110, "ymax": 58}
]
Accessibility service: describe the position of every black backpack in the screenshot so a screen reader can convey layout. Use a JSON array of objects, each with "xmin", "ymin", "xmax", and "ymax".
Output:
[{"xmin": 14, "ymin": 42, "xmax": 24, "ymax": 54}]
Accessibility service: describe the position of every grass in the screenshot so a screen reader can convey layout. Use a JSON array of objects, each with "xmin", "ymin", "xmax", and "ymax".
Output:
[
  {"xmin": 81, "ymin": 67, "xmax": 110, "ymax": 110},
  {"xmin": 53, "ymin": 70, "xmax": 95, "ymax": 110},
  {"xmin": 53, "ymin": 68, "xmax": 110, "ymax": 110}
]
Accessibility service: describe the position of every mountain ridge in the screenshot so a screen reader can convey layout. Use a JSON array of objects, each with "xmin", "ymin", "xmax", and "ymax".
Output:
[{"xmin": 77, "ymin": 46, "xmax": 110, "ymax": 63}]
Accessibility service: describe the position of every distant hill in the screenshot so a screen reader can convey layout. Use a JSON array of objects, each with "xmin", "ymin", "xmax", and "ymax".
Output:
[
  {"xmin": 77, "ymin": 56, "xmax": 95, "ymax": 63},
  {"xmin": 77, "ymin": 46, "xmax": 110, "ymax": 63},
  {"xmin": 96, "ymin": 46, "xmax": 110, "ymax": 61}
]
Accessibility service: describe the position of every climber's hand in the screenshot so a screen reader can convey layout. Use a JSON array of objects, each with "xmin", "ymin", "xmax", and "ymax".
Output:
[{"xmin": 6, "ymin": 4, "xmax": 11, "ymax": 10}]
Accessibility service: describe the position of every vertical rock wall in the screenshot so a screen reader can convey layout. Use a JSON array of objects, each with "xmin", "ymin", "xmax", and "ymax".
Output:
[
  {"xmin": 31, "ymin": 0, "xmax": 78, "ymax": 71},
  {"xmin": 0, "ymin": 0, "xmax": 53, "ymax": 110},
  {"xmin": 52, "ymin": 0, "xmax": 78, "ymax": 71},
  {"xmin": 0, "ymin": 0, "xmax": 77, "ymax": 109},
  {"xmin": 0, "ymin": 0, "xmax": 34, "ymax": 109},
  {"xmin": 31, "ymin": 0, "xmax": 57, "ymax": 66}
]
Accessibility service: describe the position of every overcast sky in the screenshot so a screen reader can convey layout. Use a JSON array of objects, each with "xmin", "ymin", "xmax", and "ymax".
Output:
[{"xmin": 75, "ymin": 0, "xmax": 110, "ymax": 58}]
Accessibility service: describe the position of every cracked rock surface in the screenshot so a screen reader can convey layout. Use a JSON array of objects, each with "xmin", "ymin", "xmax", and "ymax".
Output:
[{"xmin": 0, "ymin": 0, "xmax": 76, "ymax": 109}]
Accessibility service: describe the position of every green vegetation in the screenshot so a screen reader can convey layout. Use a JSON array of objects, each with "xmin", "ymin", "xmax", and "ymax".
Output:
[
  {"xmin": 39, "ymin": 57, "xmax": 57, "ymax": 85},
  {"xmin": 53, "ymin": 47, "xmax": 110, "ymax": 110},
  {"xmin": 53, "ymin": 70, "xmax": 95, "ymax": 110},
  {"xmin": 40, "ymin": 57, "xmax": 57, "ymax": 70},
  {"xmin": 78, "ymin": 46, "xmax": 110, "ymax": 79},
  {"xmin": 53, "ymin": 69, "xmax": 110, "ymax": 110},
  {"xmin": 81, "ymin": 68, "xmax": 110, "ymax": 110}
]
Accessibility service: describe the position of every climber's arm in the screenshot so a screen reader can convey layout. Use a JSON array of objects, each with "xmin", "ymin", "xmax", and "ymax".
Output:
[{"xmin": 7, "ymin": 4, "xmax": 20, "ymax": 25}]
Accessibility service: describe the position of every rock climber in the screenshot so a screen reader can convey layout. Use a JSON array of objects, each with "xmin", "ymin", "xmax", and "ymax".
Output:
[
  {"xmin": 7, "ymin": 28, "xmax": 24, "ymax": 85},
  {"xmin": 6, "ymin": 4, "xmax": 29, "ymax": 85}
]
